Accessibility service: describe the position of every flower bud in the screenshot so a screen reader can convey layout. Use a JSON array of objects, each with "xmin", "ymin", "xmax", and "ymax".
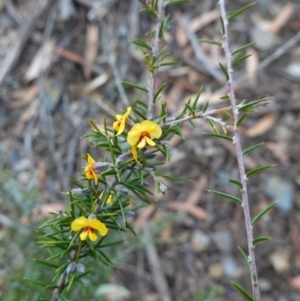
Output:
[
  {"xmin": 70, "ymin": 188, "xmax": 90, "ymax": 197},
  {"xmin": 88, "ymin": 214, "xmax": 96, "ymax": 220},
  {"xmin": 93, "ymin": 162, "xmax": 111, "ymax": 173},
  {"xmin": 67, "ymin": 262, "xmax": 77, "ymax": 274},
  {"xmin": 76, "ymin": 263, "xmax": 85, "ymax": 273},
  {"xmin": 125, "ymin": 211, "xmax": 135, "ymax": 217},
  {"xmin": 145, "ymin": 153, "xmax": 157, "ymax": 159},
  {"xmin": 116, "ymin": 152, "xmax": 133, "ymax": 164}
]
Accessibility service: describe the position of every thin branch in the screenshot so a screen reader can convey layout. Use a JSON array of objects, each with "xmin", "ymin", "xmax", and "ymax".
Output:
[
  {"xmin": 147, "ymin": 0, "xmax": 165, "ymax": 120},
  {"xmin": 219, "ymin": 1, "xmax": 261, "ymax": 300},
  {"xmin": 163, "ymin": 106, "xmax": 231, "ymax": 127},
  {"xmin": 51, "ymin": 270, "xmax": 67, "ymax": 301}
]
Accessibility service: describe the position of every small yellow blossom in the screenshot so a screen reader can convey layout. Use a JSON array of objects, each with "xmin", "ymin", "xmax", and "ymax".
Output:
[
  {"xmin": 113, "ymin": 107, "xmax": 132, "ymax": 136},
  {"xmin": 71, "ymin": 216, "xmax": 108, "ymax": 241},
  {"xmin": 84, "ymin": 154, "xmax": 98, "ymax": 185},
  {"xmin": 127, "ymin": 120, "xmax": 162, "ymax": 162}
]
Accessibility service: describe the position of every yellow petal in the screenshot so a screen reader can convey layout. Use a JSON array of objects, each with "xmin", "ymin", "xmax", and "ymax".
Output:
[
  {"xmin": 71, "ymin": 216, "xmax": 88, "ymax": 231},
  {"xmin": 145, "ymin": 136, "xmax": 156, "ymax": 146},
  {"xmin": 116, "ymin": 114, "xmax": 123, "ymax": 121},
  {"xmin": 125, "ymin": 107, "xmax": 132, "ymax": 116},
  {"xmin": 88, "ymin": 230, "xmax": 98, "ymax": 241},
  {"xmin": 141, "ymin": 120, "xmax": 162, "ymax": 138},
  {"xmin": 87, "ymin": 153, "xmax": 95, "ymax": 165},
  {"xmin": 137, "ymin": 137, "xmax": 146, "ymax": 148},
  {"xmin": 116, "ymin": 118, "xmax": 126, "ymax": 136},
  {"xmin": 127, "ymin": 123, "xmax": 143, "ymax": 146},
  {"xmin": 131, "ymin": 145, "xmax": 139, "ymax": 163},
  {"xmin": 93, "ymin": 173, "xmax": 98, "ymax": 185},
  {"xmin": 89, "ymin": 219, "xmax": 108, "ymax": 236},
  {"xmin": 80, "ymin": 230, "xmax": 88, "ymax": 241},
  {"xmin": 113, "ymin": 120, "xmax": 120, "ymax": 131}
]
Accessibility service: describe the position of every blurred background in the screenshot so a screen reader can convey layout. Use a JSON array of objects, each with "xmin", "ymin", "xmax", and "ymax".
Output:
[{"xmin": 1, "ymin": 0, "xmax": 300, "ymax": 300}]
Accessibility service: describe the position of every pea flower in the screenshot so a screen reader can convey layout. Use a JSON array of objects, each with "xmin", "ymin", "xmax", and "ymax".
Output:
[
  {"xmin": 113, "ymin": 107, "xmax": 132, "ymax": 136},
  {"xmin": 71, "ymin": 215, "xmax": 108, "ymax": 241},
  {"xmin": 127, "ymin": 120, "xmax": 162, "ymax": 162},
  {"xmin": 84, "ymin": 154, "xmax": 111, "ymax": 185}
]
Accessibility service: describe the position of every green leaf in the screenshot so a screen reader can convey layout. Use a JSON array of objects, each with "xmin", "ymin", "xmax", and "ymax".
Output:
[
  {"xmin": 238, "ymin": 246, "xmax": 250, "ymax": 270},
  {"xmin": 154, "ymin": 83, "xmax": 166, "ymax": 103},
  {"xmin": 208, "ymin": 190, "xmax": 242, "ymax": 204},
  {"xmin": 24, "ymin": 278, "xmax": 52, "ymax": 287},
  {"xmin": 232, "ymin": 42, "xmax": 256, "ymax": 56},
  {"xmin": 231, "ymin": 281, "xmax": 254, "ymax": 301},
  {"xmin": 122, "ymin": 81, "xmax": 148, "ymax": 92},
  {"xmin": 219, "ymin": 62, "xmax": 229, "ymax": 81},
  {"xmin": 160, "ymin": 61, "xmax": 181, "ymax": 67},
  {"xmin": 232, "ymin": 54, "xmax": 252, "ymax": 68},
  {"xmin": 131, "ymin": 38, "xmax": 152, "ymax": 50},
  {"xmin": 192, "ymin": 86, "xmax": 203, "ymax": 109},
  {"xmin": 236, "ymin": 112, "xmax": 249, "ymax": 127},
  {"xmin": 141, "ymin": 8, "xmax": 157, "ymax": 18},
  {"xmin": 243, "ymin": 142, "xmax": 264, "ymax": 155},
  {"xmin": 228, "ymin": 179, "xmax": 243, "ymax": 189},
  {"xmin": 238, "ymin": 97, "xmax": 269, "ymax": 112},
  {"xmin": 219, "ymin": 16, "xmax": 225, "ymax": 35},
  {"xmin": 204, "ymin": 132, "xmax": 233, "ymax": 142},
  {"xmin": 34, "ymin": 259, "xmax": 59, "ymax": 268},
  {"xmin": 220, "ymin": 95, "xmax": 229, "ymax": 100},
  {"xmin": 206, "ymin": 118, "xmax": 219, "ymax": 134},
  {"xmin": 165, "ymin": 0, "xmax": 190, "ymax": 6},
  {"xmin": 252, "ymin": 201, "xmax": 277, "ymax": 225},
  {"xmin": 252, "ymin": 236, "xmax": 271, "ymax": 245},
  {"xmin": 198, "ymin": 39, "xmax": 222, "ymax": 46},
  {"xmin": 246, "ymin": 165, "xmax": 274, "ymax": 178},
  {"xmin": 228, "ymin": 3, "xmax": 256, "ymax": 22}
]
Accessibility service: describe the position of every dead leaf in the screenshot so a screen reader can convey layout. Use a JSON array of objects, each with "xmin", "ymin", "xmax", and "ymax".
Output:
[
  {"xmin": 24, "ymin": 39, "xmax": 55, "ymax": 81},
  {"xmin": 177, "ymin": 10, "xmax": 219, "ymax": 47},
  {"xmin": 14, "ymin": 99, "xmax": 38, "ymax": 135},
  {"xmin": 10, "ymin": 85, "xmax": 38, "ymax": 108},
  {"xmin": 245, "ymin": 114, "xmax": 277, "ymax": 137},
  {"xmin": 246, "ymin": 47, "xmax": 259, "ymax": 81},
  {"xmin": 79, "ymin": 73, "xmax": 109, "ymax": 96},
  {"xmin": 268, "ymin": 3, "xmax": 295, "ymax": 34},
  {"xmin": 135, "ymin": 206, "xmax": 155, "ymax": 230},
  {"xmin": 167, "ymin": 202, "xmax": 209, "ymax": 220},
  {"xmin": 289, "ymin": 275, "xmax": 300, "ymax": 291},
  {"xmin": 84, "ymin": 24, "xmax": 99, "ymax": 78}
]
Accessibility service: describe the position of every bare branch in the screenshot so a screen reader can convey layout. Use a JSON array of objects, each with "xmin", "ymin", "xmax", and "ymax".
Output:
[{"xmin": 219, "ymin": 1, "xmax": 261, "ymax": 300}]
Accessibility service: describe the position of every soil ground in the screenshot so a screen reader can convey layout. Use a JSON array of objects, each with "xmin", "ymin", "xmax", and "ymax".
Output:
[{"xmin": 1, "ymin": 0, "xmax": 300, "ymax": 300}]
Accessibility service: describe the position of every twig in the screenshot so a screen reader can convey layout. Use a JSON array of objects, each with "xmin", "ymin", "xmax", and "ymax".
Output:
[
  {"xmin": 4, "ymin": 0, "xmax": 24, "ymax": 26},
  {"xmin": 163, "ymin": 106, "xmax": 231, "ymax": 128},
  {"xmin": 0, "ymin": 0, "xmax": 51, "ymax": 84},
  {"xmin": 219, "ymin": 1, "xmax": 261, "ymax": 300},
  {"xmin": 51, "ymin": 270, "xmax": 67, "ymax": 301},
  {"xmin": 179, "ymin": 17, "xmax": 225, "ymax": 84},
  {"xmin": 147, "ymin": 0, "xmax": 164, "ymax": 120},
  {"xmin": 143, "ymin": 223, "xmax": 172, "ymax": 301}
]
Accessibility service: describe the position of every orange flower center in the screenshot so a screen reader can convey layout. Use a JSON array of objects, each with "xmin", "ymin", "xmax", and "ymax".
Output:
[
  {"xmin": 85, "ymin": 226, "xmax": 94, "ymax": 234},
  {"xmin": 139, "ymin": 131, "xmax": 150, "ymax": 142}
]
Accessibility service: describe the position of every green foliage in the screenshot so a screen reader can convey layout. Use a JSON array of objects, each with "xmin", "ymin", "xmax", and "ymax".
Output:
[
  {"xmin": 231, "ymin": 282, "xmax": 254, "ymax": 301},
  {"xmin": 198, "ymin": 39, "xmax": 222, "ymax": 46},
  {"xmin": 242, "ymin": 142, "xmax": 264, "ymax": 155},
  {"xmin": 238, "ymin": 246, "xmax": 250, "ymax": 270},
  {"xmin": 207, "ymin": 190, "xmax": 242, "ymax": 204},
  {"xmin": 246, "ymin": 164, "xmax": 275, "ymax": 178},
  {"xmin": 218, "ymin": 62, "xmax": 229, "ymax": 81},
  {"xmin": 232, "ymin": 42, "xmax": 256, "ymax": 56},
  {"xmin": 251, "ymin": 201, "xmax": 277, "ymax": 225},
  {"xmin": 227, "ymin": 3, "xmax": 256, "ymax": 22},
  {"xmin": 252, "ymin": 236, "xmax": 271, "ymax": 246}
]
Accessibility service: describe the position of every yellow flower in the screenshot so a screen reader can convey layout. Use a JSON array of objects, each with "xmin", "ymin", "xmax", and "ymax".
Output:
[
  {"xmin": 84, "ymin": 154, "xmax": 98, "ymax": 185},
  {"xmin": 127, "ymin": 120, "xmax": 162, "ymax": 162},
  {"xmin": 71, "ymin": 216, "xmax": 108, "ymax": 241},
  {"xmin": 113, "ymin": 107, "xmax": 132, "ymax": 136}
]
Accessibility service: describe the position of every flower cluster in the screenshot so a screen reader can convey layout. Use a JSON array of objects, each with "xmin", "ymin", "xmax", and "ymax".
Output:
[{"xmin": 112, "ymin": 107, "xmax": 162, "ymax": 162}]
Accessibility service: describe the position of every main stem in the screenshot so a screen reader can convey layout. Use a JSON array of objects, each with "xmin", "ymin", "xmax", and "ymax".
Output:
[
  {"xmin": 147, "ymin": 0, "xmax": 164, "ymax": 120},
  {"xmin": 219, "ymin": 1, "xmax": 261, "ymax": 300}
]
